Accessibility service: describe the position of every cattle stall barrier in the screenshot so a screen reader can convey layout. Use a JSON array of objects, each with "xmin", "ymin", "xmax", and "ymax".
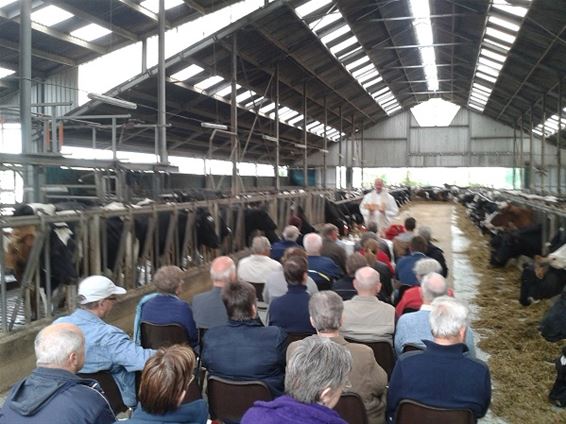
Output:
[{"xmin": 0, "ymin": 189, "xmax": 332, "ymax": 333}]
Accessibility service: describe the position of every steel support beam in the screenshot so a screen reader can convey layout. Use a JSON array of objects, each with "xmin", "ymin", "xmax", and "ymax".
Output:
[
  {"xmin": 303, "ymin": 81, "xmax": 308, "ymax": 188},
  {"xmin": 275, "ymin": 64, "xmax": 280, "ymax": 192},
  {"xmin": 158, "ymin": 0, "xmax": 167, "ymax": 165},
  {"xmin": 231, "ymin": 34, "xmax": 239, "ymax": 196},
  {"xmin": 559, "ymin": 79, "xmax": 563, "ymax": 195},
  {"xmin": 323, "ymin": 96, "xmax": 327, "ymax": 189},
  {"xmin": 0, "ymin": 38, "xmax": 76, "ymax": 67},
  {"xmin": 542, "ymin": 95, "xmax": 546, "ymax": 192}
]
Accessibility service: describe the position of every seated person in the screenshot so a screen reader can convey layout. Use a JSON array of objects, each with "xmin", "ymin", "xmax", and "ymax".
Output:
[
  {"xmin": 359, "ymin": 223, "xmax": 392, "ymax": 261},
  {"xmin": 268, "ymin": 255, "xmax": 316, "ymax": 334},
  {"xmin": 394, "ymin": 236, "xmax": 429, "ymax": 287},
  {"xmin": 387, "ymin": 297, "xmax": 491, "ymax": 421},
  {"xmin": 304, "ymin": 233, "xmax": 343, "ymax": 290},
  {"xmin": 271, "ymin": 225, "xmax": 300, "ymax": 262},
  {"xmin": 394, "ymin": 273, "xmax": 475, "ymax": 357},
  {"xmin": 122, "ymin": 345, "xmax": 207, "ymax": 424},
  {"xmin": 0, "ymin": 323, "xmax": 115, "ymax": 424},
  {"xmin": 55, "ymin": 276, "xmax": 155, "ymax": 408},
  {"xmin": 242, "ymin": 336, "xmax": 351, "ymax": 424},
  {"xmin": 341, "ymin": 267, "xmax": 395, "ymax": 345},
  {"xmin": 395, "ymin": 258, "xmax": 442, "ymax": 319},
  {"xmin": 135, "ymin": 266, "xmax": 198, "ymax": 348},
  {"xmin": 238, "ymin": 236, "xmax": 282, "ymax": 285},
  {"xmin": 392, "ymin": 217, "xmax": 416, "ymax": 259},
  {"xmin": 202, "ymin": 282, "xmax": 286, "ymax": 396},
  {"xmin": 333, "ymin": 253, "xmax": 368, "ymax": 301},
  {"xmin": 263, "ymin": 248, "xmax": 318, "ymax": 305},
  {"xmin": 320, "ymin": 224, "xmax": 347, "ymax": 273},
  {"xmin": 418, "ymin": 226, "xmax": 449, "ymax": 277},
  {"xmin": 362, "ymin": 239, "xmax": 394, "ymax": 302},
  {"xmin": 361, "ymin": 238, "xmax": 394, "ymax": 274},
  {"xmin": 288, "ymin": 292, "xmax": 388, "ymax": 424}
]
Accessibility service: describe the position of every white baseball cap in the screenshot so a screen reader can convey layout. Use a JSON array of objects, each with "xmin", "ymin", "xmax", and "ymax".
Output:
[{"xmin": 78, "ymin": 275, "xmax": 127, "ymax": 304}]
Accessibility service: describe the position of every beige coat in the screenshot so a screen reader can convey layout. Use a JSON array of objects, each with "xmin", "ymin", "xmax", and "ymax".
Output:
[
  {"xmin": 288, "ymin": 335, "xmax": 388, "ymax": 424},
  {"xmin": 341, "ymin": 296, "xmax": 395, "ymax": 344}
]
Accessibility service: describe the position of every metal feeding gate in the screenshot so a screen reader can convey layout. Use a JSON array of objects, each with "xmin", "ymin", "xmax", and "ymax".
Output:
[{"xmin": 0, "ymin": 190, "xmax": 330, "ymax": 332}]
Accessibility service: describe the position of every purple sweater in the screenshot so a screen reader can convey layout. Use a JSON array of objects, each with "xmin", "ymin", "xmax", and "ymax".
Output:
[{"xmin": 241, "ymin": 395, "xmax": 347, "ymax": 424}]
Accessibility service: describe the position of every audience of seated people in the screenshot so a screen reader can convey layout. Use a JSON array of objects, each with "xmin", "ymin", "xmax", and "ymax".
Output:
[
  {"xmin": 387, "ymin": 297, "xmax": 491, "ymax": 421},
  {"xmin": 333, "ymin": 253, "xmax": 368, "ymax": 301},
  {"xmin": 288, "ymin": 292, "xmax": 388, "ymax": 424},
  {"xmin": 418, "ymin": 226, "xmax": 449, "ymax": 277},
  {"xmin": 242, "ymin": 336, "xmax": 352, "ymax": 424},
  {"xmin": 268, "ymin": 255, "xmax": 316, "ymax": 334},
  {"xmin": 320, "ymin": 224, "xmax": 348, "ymax": 274},
  {"xmin": 134, "ymin": 266, "xmax": 198, "ymax": 349},
  {"xmin": 0, "ymin": 323, "xmax": 115, "ymax": 424},
  {"xmin": 394, "ymin": 236, "xmax": 429, "ymax": 287},
  {"xmin": 392, "ymin": 217, "xmax": 416, "ymax": 259},
  {"xmin": 304, "ymin": 233, "xmax": 343, "ymax": 290},
  {"xmin": 237, "ymin": 236, "xmax": 282, "ymax": 285},
  {"xmin": 191, "ymin": 256, "xmax": 236, "ymax": 329},
  {"xmin": 202, "ymin": 281, "xmax": 287, "ymax": 397},
  {"xmin": 359, "ymin": 223, "xmax": 392, "ymax": 261},
  {"xmin": 263, "ymin": 247, "xmax": 318, "ymax": 305},
  {"xmin": 394, "ymin": 272, "xmax": 475, "ymax": 357},
  {"xmin": 361, "ymin": 239, "xmax": 394, "ymax": 302},
  {"xmin": 341, "ymin": 267, "xmax": 395, "ymax": 345},
  {"xmin": 121, "ymin": 345, "xmax": 207, "ymax": 424},
  {"xmin": 55, "ymin": 276, "xmax": 155, "ymax": 408},
  {"xmin": 270, "ymin": 225, "xmax": 301, "ymax": 262},
  {"xmin": 360, "ymin": 238, "xmax": 394, "ymax": 274}
]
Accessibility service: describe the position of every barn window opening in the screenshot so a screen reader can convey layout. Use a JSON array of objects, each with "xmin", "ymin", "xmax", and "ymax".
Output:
[{"xmin": 410, "ymin": 98, "xmax": 460, "ymax": 127}]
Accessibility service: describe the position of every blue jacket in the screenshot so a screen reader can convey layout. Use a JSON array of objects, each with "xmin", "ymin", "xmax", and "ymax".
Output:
[
  {"xmin": 202, "ymin": 319, "xmax": 287, "ymax": 396},
  {"xmin": 55, "ymin": 309, "xmax": 155, "ymax": 407},
  {"xmin": 0, "ymin": 367, "xmax": 115, "ymax": 424},
  {"xmin": 268, "ymin": 285, "xmax": 315, "ymax": 333},
  {"xmin": 387, "ymin": 340, "xmax": 491, "ymax": 421},
  {"xmin": 307, "ymin": 255, "xmax": 343, "ymax": 290},
  {"xmin": 118, "ymin": 399, "xmax": 208, "ymax": 424},
  {"xmin": 395, "ymin": 252, "xmax": 428, "ymax": 286},
  {"xmin": 270, "ymin": 240, "xmax": 299, "ymax": 262}
]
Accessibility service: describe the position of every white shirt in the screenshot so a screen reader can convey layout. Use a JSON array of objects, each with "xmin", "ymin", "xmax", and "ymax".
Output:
[
  {"xmin": 360, "ymin": 189, "xmax": 399, "ymax": 231},
  {"xmin": 237, "ymin": 254, "xmax": 282, "ymax": 284}
]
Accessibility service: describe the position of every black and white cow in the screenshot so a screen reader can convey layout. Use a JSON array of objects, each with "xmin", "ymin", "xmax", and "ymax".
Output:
[
  {"xmin": 549, "ymin": 345, "xmax": 566, "ymax": 407},
  {"xmin": 489, "ymin": 224, "xmax": 542, "ymax": 267},
  {"xmin": 325, "ymin": 199, "xmax": 349, "ymax": 236},
  {"xmin": 539, "ymin": 287, "xmax": 566, "ymax": 343},
  {"xmin": 244, "ymin": 207, "xmax": 279, "ymax": 246}
]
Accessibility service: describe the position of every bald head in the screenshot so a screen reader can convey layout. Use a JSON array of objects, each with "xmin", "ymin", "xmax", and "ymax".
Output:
[
  {"xmin": 35, "ymin": 323, "xmax": 84, "ymax": 372},
  {"xmin": 303, "ymin": 233, "xmax": 322, "ymax": 255},
  {"xmin": 421, "ymin": 272, "xmax": 448, "ymax": 304},
  {"xmin": 353, "ymin": 266, "xmax": 381, "ymax": 295},
  {"xmin": 210, "ymin": 256, "xmax": 236, "ymax": 287}
]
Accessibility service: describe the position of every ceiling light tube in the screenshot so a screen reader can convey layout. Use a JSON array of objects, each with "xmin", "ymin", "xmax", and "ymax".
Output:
[
  {"xmin": 294, "ymin": 143, "xmax": 308, "ymax": 149},
  {"xmin": 201, "ymin": 122, "xmax": 228, "ymax": 130},
  {"xmin": 87, "ymin": 93, "xmax": 137, "ymax": 110}
]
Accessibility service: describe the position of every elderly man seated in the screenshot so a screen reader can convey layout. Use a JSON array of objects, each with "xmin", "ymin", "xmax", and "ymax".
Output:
[
  {"xmin": 202, "ymin": 282, "xmax": 286, "ymax": 396},
  {"xmin": 395, "ymin": 258, "xmax": 443, "ymax": 319},
  {"xmin": 333, "ymin": 253, "xmax": 368, "ymax": 301},
  {"xmin": 55, "ymin": 276, "xmax": 155, "ymax": 408},
  {"xmin": 271, "ymin": 225, "xmax": 301, "ymax": 262},
  {"xmin": 0, "ymin": 323, "xmax": 115, "ymax": 424},
  {"xmin": 238, "ymin": 236, "xmax": 282, "ymax": 284},
  {"xmin": 394, "ymin": 273, "xmax": 475, "ymax": 356},
  {"xmin": 341, "ymin": 267, "xmax": 395, "ymax": 345},
  {"xmin": 304, "ymin": 233, "xmax": 343, "ymax": 290},
  {"xmin": 288, "ymin": 291, "xmax": 388, "ymax": 424},
  {"xmin": 387, "ymin": 297, "xmax": 491, "ymax": 421},
  {"xmin": 418, "ymin": 226, "xmax": 448, "ymax": 277},
  {"xmin": 320, "ymin": 223, "xmax": 347, "ymax": 273}
]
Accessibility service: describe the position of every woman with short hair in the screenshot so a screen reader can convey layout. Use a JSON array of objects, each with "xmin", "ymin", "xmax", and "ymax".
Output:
[
  {"xmin": 120, "ymin": 345, "xmax": 207, "ymax": 424},
  {"xmin": 241, "ymin": 336, "xmax": 352, "ymax": 424}
]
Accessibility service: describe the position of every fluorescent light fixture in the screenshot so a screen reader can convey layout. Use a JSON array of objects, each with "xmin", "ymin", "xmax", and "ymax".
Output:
[
  {"xmin": 171, "ymin": 64, "xmax": 204, "ymax": 81},
  {"xmin": 0, "ymin": 66, "xmax": 14, "ymax": 79},
  {"xmin": 319, "ymin": 149, "xmax": 329, "ymax": 153},
  {"xmin": 307, "ymin": 121, "xmax": 321, "ymax": 130},
  {"xmin": 32, "ymin": 5, "xmax": 73, "ymax": 26},
  {"xmin": 262, "ymin": 135, "xmax": 278, "ymax": 143},
  {"xmin": 194, "ymin": 75, "xmax": 224, "ymax": 90},
  {"xmin": 280, "ymin": 110, "xmax": 299, "ymax": 121},
  {"xmin": 71, "ymin": 24, "xmax": 111, "ymax": 41},
  {"xmin": 386, "ymin": 105, "xmax": 402, "ymax": 114},
  {"xmin": 87, "ymin": 93, "xmax": 137, "ymax": 109},
  {"xmin": 294, "ymin": 143, "xmax": 308, "ymax": 149},
  {"xmin": 295, "ymin": 0, "xmax": 332, "ymax": 18},
  {"xmin": 140, "ymin": 0, "xmax": 184, "ymax": 13},
  {"xmin": 488, "ymin": 16, "xmax": 520, "ymax": 32},
  {"xmin": 201, "ymin": 122, "xmax": 228, "ymax": 130}
]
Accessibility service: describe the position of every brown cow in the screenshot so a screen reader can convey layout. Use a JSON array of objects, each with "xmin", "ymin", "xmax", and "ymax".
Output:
[{"xmin": 488, "ymin": 205, "xmax": 534, "ymax": 230}]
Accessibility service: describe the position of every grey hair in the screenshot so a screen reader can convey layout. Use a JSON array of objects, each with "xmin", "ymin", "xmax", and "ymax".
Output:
[
  {"xmin": 309, "ymin": 291, "xmax": 343, "ymax": 332},
  {"xmin": 320, "ymin": 224, "xmax": 338, "ymax": 239},
  {"xmin": 282, "ymin": 225, "xmax": 300, "ymax": 242},
  {"xmin": 429, "ymin": 296, "xmax": 470, "ymax": 338},
  {"xmin": 354, "ymin": 266, "xmax": 380, "ymax": 290},
  {"xmin": 303, "ymin": 233, "xmax": 322, "ymax": 255},
  {"xmin": 35, "ymin": 326, "xmax": 84, "ymax": 367},
  {"xmin": 414, "ymin": 258, "xmax": 442, "ymax": 280},
  {"xmin": 285, "ymin": 336, "xmax": 352, "ymax": 404},
  {"xmin": 251, "ymin": 236, "xmax": 271, "ymax": 254},
  {"xmin": 153, "ymin": 266, "xmax": 184, "ymax": 294},
  {"xmin": 210, "ymin": 257, "xmax": 236, "ymax": 282},
  {"xmin": 418, "ymin": 226, "xmax": 432, "ymax": 242},
  {"xmin": 421, "ymin": 272, "xmax": 448, "ymax": 303}
]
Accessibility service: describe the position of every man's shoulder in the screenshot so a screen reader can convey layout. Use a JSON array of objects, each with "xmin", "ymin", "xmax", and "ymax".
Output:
[
  {"xmin": 397, "ymin": 310, "xmax": 427, "ymax": 326},
  {"xmin": 345, "ymin": 341, "xmax": 376, "ymax": 361},
  {"xmin": 192, "ymin": 289, "xmax": 216, "ymax": 304}
]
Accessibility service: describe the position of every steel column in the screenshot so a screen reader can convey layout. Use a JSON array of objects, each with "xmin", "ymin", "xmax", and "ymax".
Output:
[
  {"xmin": 323, "ymin": 97, "xmax": 327, "ymax": 189},
  {"xmin": 519, "ymin": 115, "xmax": 524, "ymax": 189},
  {"xmin": 157, "ymin": 0, "xmax": 167, "ymax": 165},
  {"xmin": 542, "ymin": 95, "xmax": 546, "ymax": 192},
  {"xmin": 303, "ymin": 81, "xmax": 308, "ymax": 188},
  {"xmin": 530, "ymin": 108, "xmax": 534, "ymax": 191},
  {"xmin": 513, "ymin": 125, "xmax": 517, "ymax": 189},
  {"xmin": 361, "ymin": 120, "xmax": 365, "ymax": 188},
  {"xmin": 339, "ymin": 107, "xmax": 343, "ymax": 189},
  {"xmin": 558, "ymin": 78, "xmax": 563, "ymax": 195},
  {"xmin": 275, "ymin": 64, "xmax": 280, "ymax": 192},
  {"xmin": 231, "ymin": 35, "xmax": 239, "ymax": 196}
]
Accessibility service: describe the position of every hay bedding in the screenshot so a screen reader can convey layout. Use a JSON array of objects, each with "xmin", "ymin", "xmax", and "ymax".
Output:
[{"xmin": 456, "ymin": 204, "xmax": 565, "ymax": 423}]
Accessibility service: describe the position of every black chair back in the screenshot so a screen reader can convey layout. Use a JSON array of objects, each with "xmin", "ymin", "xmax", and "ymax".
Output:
[
  {"xmin": 334, "ymin": 392, "xmax": 368, "ymax": 424},
  {"xmin": 402, "ymin": 343, "xmax": 424, "ymax": 353},
  {"xmin": 396, "ymin": 399, "xmax": 475, "ymax": 424},
  {"xmin": 207, "ymin": 375, "xmax": 273, "ymax": 422},
  {"xmin": 249, "ymin": 282, "xmax": 265, "ymax": 302},
  {"xmin": 78, "ymin": 370, "xmax": 128, "ymax": 415},
  {"xmin": 140, "ymin": 322, "xmax": 188, "ymax": 348},
  {"xmin": 344, "ymin": 337, "xmax": 396, "ymax": 379}
]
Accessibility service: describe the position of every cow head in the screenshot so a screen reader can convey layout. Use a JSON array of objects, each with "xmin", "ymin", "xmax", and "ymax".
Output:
[
  {"xmin": 539, "ymin": 288, "xmax": 566, "ymax": 342},
  {"xmin": 490, "ymin": 232, "xmax": 518, "ymax": 267},
  {"xmin": 549, "ymin": 345, "xmax": 566, "ymax": 407}
]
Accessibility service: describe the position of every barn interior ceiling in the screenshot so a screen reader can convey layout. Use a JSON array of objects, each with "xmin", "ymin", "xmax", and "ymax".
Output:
[{"xmin": 0, "ymin": 0, "xmax": 565, "ymax": 165}]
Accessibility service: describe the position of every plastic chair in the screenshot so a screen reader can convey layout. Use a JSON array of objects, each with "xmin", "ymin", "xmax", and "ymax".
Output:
[
  {"xmin": 78, "ymin": 370, "xmax": 128, "ymax": 415},
  {"xmin": 334, "ymin": 392, "xmax": 368, "ymax": 424},
  {"xmin": 344, "ymin": 337, "xmax": 396, "ymax": 379},
  {"xmin": 395, "ymin": 399, "xmax": 475, "ymax": 424},
  {"xmin": 207, "ymin": 375, "xmax": 273, "ymax": 422}
]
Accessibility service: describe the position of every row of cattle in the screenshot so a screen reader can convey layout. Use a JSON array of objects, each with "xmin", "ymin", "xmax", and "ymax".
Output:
[{"xmin": 458, "ymin": 190, "xmax": 566, "ymax": 343}]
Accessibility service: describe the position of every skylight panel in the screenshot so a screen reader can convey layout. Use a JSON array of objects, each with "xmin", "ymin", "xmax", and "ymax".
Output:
[
  {"xmin": 358, "ymin": 70, "xmax": 379, "ymax": 84},
  {"xmin": 479, "ymin": 56, "xmax": 504, "ymax": 71},
  {"xmin": 484, "ymin": 38, "xmax": 511, "ymax": 51},
  {"xmin": 214, "ymin": 83, "xmax": 240, "ymax": 97},
  {"xmin": 259, "ymin": 103, "xmax": 276, "ymax": 114},
  {"xmin": 245, "ymin": 96, "xmax": 265, "ymax": 109},
  {"xmin": 408, "ymin": 0, "xmax": 439, "ymax": 92},
  {"xmin": 338, "ymin": 46, "xmax": 362, "ymax": 61},
  {"xmin": 236, "ymin": 90, "xmax": 255, "ymax": 103},
  {"xmin": 171, "ymin": 64, "xmax": 204, "ymax": 81},
  {"xmin": 32, "ymin": 5, "xmax": 73, "ymax": 27},
  {"xmin": 329, "ymin": 36, "xmax": 357, "ymax": 54},
  {"xmin": 194, "ymin": 75, "xmax": 223, "ymax": 90},
  {"xmin": 345, "ymin": 56, "xmax": 370, "ymax": 71},
  {"xmin": 140, "ymin": 0, "xmax": 184, "ymax": 13},
  {"xmin": 309, "ymin": 12, "xmax": 341, "ymax": 31},
  {"xmin": 488, "ymin": 15, "xmax": 520, "ymax": 32},
  {"xmin": 288, "ymin": 114, "xmax": 304, "ymax": 126},
  {"xmin": 0, "ymin": 66, "xmax": 14, "ymax": 79},
  {"xmin": 0, "ymin": 0, "xmax": 17, "ymax": 8},
  {"xmin": 477, "ymin": 64, "xmax": 500, "ymax": 77},
  {"xmin": 307, "ymin": 121, "xmax": 321, "ymax": 130},
  {"xmin": 480, "ymin": 48, "xmax": 506, "ymax": 63},
  {"xmin": 363, "ymin": 76, "xmax": 382, "ymax": 88},
  {"xmin": 485, "ymin": 27, "xmax": 516, "ymax": 45},
  {"xmin": 351, "ymin": 63, "xmax": 374, "ymax": 79},
  {"xmin": 320, "ymin": 25, "xmax": 349, "ymax": 44},
  {"xmin": 386, "ymin": 105, "xmax": 402, "ymax": 114},
  {"xmin": 469, "ymin": 102, "xmax": 484, "ymax": 112},
  {"xmin": 473, "ymin": 83, "xmax": 492, "ymax": 94},
  {"xmin": 70, "ymin": 24, "xmax": 112, "ymax": 42},
  {"xmin": 476, "ymin": 72, "xmax": 497, "ymax": 84},
  {"xmin": 492, "ymin": 0, "xmax": 530, "ymax": 18},
  {"xmin": 295, "ymin": 0, "xmax": 332, "ymax": 18}
]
